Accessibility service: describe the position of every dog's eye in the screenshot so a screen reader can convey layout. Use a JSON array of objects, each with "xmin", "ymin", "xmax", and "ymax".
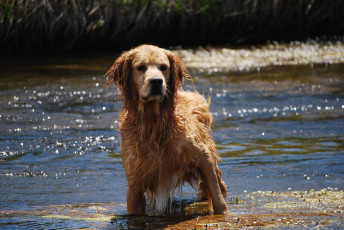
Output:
[
  {"xmin": 137, "ymin": 65, "xmax": 147, "ymax": 72},
  {"xmin": 159, "ymin": 64, "xmax": 167, "ymax": 71}
]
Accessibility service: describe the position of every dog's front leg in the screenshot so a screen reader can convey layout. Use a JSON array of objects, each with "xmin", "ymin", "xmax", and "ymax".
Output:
[
  {"xmin": 127, "ymin": 186, "xmax": 145, "ymax": 215},
  {"xmin": 199, "ymin": 155, "xmax": 229, "ymax": 214}
]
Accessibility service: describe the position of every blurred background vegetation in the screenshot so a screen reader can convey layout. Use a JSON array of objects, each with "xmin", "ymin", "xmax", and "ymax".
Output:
[{"xmin": 0, "ymin": 0, "xmax": 343, "ymax": 56}]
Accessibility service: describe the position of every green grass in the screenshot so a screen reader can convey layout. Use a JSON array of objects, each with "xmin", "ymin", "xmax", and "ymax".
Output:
[{"xmin": 0, "ymin": 0, "xmax": 343, "ymax": 56}]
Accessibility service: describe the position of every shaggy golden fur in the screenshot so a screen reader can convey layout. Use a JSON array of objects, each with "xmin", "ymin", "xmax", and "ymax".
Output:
[{"xmin": 106, "ymin": 45, "xmax": 228, "ymax": 215}]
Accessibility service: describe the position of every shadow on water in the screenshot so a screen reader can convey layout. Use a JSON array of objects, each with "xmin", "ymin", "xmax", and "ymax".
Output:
[{"xmin": 0, "ymin": 52, "xmax": 344, "ymax": 228}]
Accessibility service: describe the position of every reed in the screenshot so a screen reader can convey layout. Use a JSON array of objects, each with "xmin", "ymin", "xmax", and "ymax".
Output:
[{"xmin": 0, "ymin": 0, "xmax": 343, "ymax": 55}]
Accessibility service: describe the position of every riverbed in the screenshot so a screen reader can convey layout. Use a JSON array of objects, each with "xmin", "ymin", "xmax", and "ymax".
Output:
[{"xmin": 1, "ymin": 43, "xmax": 344, "ymax": 229}]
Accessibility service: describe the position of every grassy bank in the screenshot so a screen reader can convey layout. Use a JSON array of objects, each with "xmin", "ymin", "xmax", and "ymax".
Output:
[
  {"xmin": 176, "ymin": 41, "xmax": 344, "ymax": 73},
  {"xmin": 1, "ymin": 0, "xmax": 344, "ymax": 56}
]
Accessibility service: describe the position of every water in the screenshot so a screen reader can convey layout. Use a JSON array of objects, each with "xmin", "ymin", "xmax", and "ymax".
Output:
[{"xmin": 0, "ymin": 53, "xmax": 344, "ymax": 229}]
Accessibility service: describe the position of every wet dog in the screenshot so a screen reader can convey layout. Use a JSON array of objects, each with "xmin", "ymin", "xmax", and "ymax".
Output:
[{"xmin": 106, "ymin": 45, "xmax": 228, "ymax": 215}]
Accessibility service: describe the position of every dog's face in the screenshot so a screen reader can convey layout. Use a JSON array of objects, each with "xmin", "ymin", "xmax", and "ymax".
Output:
[
  {"xmin": 106, "ymin": 45, "xmax": 189, "ymax": 104},
  {"xmin": 131, "ymin": 46, "xmax": 170, "ymax": 102}
]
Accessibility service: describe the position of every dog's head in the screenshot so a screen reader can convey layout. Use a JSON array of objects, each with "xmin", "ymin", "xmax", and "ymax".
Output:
[{"xmin": 106, "ymin": 45, "xmax": 190, "ymax": 103}]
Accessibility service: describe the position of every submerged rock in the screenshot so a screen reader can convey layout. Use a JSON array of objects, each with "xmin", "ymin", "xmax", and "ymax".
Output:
[{"xmin": 1, "ymin": 188, "xmax": 343, "ymax": 229}]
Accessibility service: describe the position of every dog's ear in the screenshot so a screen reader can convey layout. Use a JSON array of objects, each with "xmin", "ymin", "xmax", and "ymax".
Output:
[
  {"xmin": 165, "ymin": 50, "xmax": 191, "ymax": 93},
  {"xmin": 106, "ymin": 51, "xmax": 133, "ymax": 98}
]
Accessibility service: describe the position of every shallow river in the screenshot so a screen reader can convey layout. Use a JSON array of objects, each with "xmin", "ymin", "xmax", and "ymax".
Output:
[{"xmin": 0, "ymin": 52, "xmax": 343, "ymax": 229}]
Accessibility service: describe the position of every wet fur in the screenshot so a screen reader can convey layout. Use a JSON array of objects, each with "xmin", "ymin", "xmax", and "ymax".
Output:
[{"xmin": 106, "ymin": 45, "xmax": 228, "ymax": 214}]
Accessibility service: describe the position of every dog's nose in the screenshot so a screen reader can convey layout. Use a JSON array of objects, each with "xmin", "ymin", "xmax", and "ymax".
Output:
[
  {"xmin": 149, "ymin": 77, "xmax": 163, "ymax": 96},
  {"xmin": 149, "ymin": 78, "xmax": 163, "ymax": 86}
]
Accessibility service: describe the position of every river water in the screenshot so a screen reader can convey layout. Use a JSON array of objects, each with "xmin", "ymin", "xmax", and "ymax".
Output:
[{"xmin": 0, "ymin": 52, "xmax": 343, "ymax": 229}]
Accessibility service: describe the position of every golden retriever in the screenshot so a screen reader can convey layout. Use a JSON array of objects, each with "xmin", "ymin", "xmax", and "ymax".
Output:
[{"xmin": 106, "ymin": 45, "xmax": 228, "ymax": 215}]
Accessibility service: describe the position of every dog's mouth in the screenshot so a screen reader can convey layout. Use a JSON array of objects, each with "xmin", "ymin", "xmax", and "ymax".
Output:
[{"xmin": 141, "ymin": 93, "xmax": 164, "ymax": 102}]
